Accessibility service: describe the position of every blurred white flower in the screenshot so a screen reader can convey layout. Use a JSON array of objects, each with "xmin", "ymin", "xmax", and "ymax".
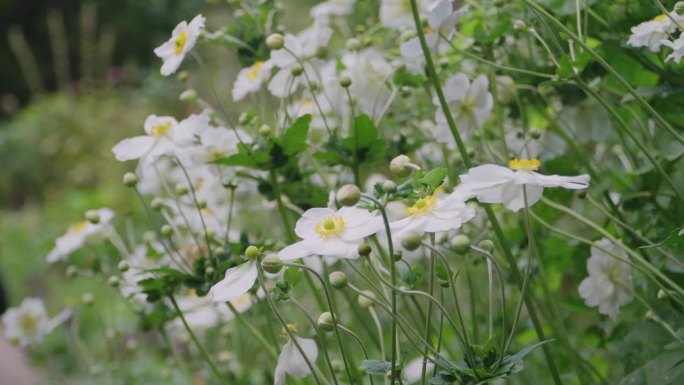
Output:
[
  {"xmin": 389, "ymin": 192, "xmax": 475, "ymax": 241},
  {"xmin": 433, "ymin": 74, "xmax": 493, "ymax": 144},
  {"xmin": 168, "ymin": 292, "xmax": 252, "ymax": 333},
  {"xmin": 400, "ymin": 1, "xmax": 468, "ymax": 58},
  {"xmin": 458, "ymin": 159, "xmax": 590, "ymax": 212},
  {"xmin": 627, "ymin": 13, "xmax": 681, "ymax": 52},
  {"xmin": 209, "ymin": 260, "xmax": 258, "ymax": 303},
  {"xmin": 2, "ymin": 298, "xmax": 70, "ymax": 347},
  {"xmin": 46, "ymin": 208, "xmax": 115, "ymax": 263},
  {"xmin": 578, "ymin": 238, "xmax": 633, "ymax": 319},
  {"xmin": 380, "ymin": 0, "xmax": 430, "ymax": 29},
  {"xmin": 278, "ymin": 207, "xmax": 382, "ymax": 261},
  {"xmin": 232, "ymin": 60, "xmax": 273, "ymax": 101},
  {"xmin": 662, "ymin": 34, "xmax": 684, "ymax": 63},
  {"xmin": 154, "ymin": 14, "xmax": 205, "ymax": 76},
  {"xmin": 342, "ymin": 48, "xmax": 394, "ymax": 119},
  {"xmin": 274, "ymin": 336, "xmax": 318, "ymax": 385},
  {"xmin": 311, "ymin": 0, "xmax": 355, "ymax": 19},
  {"xmin": 402, "ymin": 356, "xmax": 435, "ymax": 384}
]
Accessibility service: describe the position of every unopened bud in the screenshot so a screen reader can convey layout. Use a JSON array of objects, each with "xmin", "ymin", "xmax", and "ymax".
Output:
[
  {"xmin": 358, "ymin": 243, "xmax": 372, "ymax": 256},
  {"xmin": 245, "ymin": 245, "xmax": 260, "ymax": 260},
  {"xmin": 179, "ymin": 89, "xmax": 198, "ymax": 103},
  {"xmin": 82, "ymin": 293, "xmax": 95, "ymax": 306},
  {"xmin": 317, "ymin": 312, "xmax": 335, "ymax": 332},
  {"xmin": 479, "ymin": 239, "xmax": 495, "ymax": 253},
  {"xmin": 85, "ymin": 210, "xmax": 100, "ymax": 224},
  {"xmin": 261, "ymin": 254, "xmax": 283, "ymax": 274},
  {"xmin": 175, "ymin": 184, "xmax": 189, "ymax": 196},
  {"xmin": 382, "ymin": 180, "xmax": 397, "ymax": 193},
  {"xmin": 336, "ymin": 184, "xmax": 361, "ymax": 206},
  {"xmin": 177, "ymin": 70, "xmax": 189, "ymax": 82},
  {"xmin": 401, "ymin": 232, "xmax": 422, "ymax": 251},
  {"xmin": 266, "ymin": 33, "xmax": 285, "ymax": 50},
  {"xmin": 205, "ymin": 266, "xmax": 215, "ymax": 276},
  {"xmin": 657, "ymin": 289, "xmax": 667, "ymax": 299},
  {"xmin": 315, "ymin": 46, "xmax": 328, "ymax": 59},
  {"xmin": 331, "ymin": 360, "xmax": 344, "ymax": 373},
  {"xmin": 123, "ymin": 172, "xmax": 138, "ymax": 187},
  {"xmin": 577, "ymin": 190, "xmax": 587, "ymax": 199},
  {"xmin": 151, "ymin": 198, "xmax": 164, "ymax": 211},
  {"xmin": 529, "ymin": 127, "xmax": 542, "ymax": 139},
  {"xmin": 118, "ymin": 260, "xmax": 130, "ymax": 272},
  {"xmin": 676, "ymin": 2, "xmax": 684, "ymax": 16},
  {"xmin": 329, "ymin": 271, "xmax": 348, "ymax": 289},
  {"xmin": 345, "ymin": 38, "xmax": 362, "ymax": 51},
  {"xmin": 514, "ymin": 20, "xmax": 527, "ymax": 31},
  {"xmin": 66, "ymin": 265, "xmax": 79, "ymax": 278},
  {"xmin": 258, "ymin": 124, "xmax": 272, "ymax": 137},
  {"xmin": 291, "ymin": 65, "xmax": 303, "ymax": 77},
  {"xmin": 451, "ymin": 234, "xmax": 471, "ymax": 254},
  {"xmin": 143, "ymin": 231, "xmax": 157, "ymax": 243},
  {"xmin": 340, "ymin": 76, "xmax": 352, "ymax": 88},
  {"xmin": 108, "ymin": 276, "xmax": 120, "ymax": 287},
  {"xmin": 400, "ymin": 30, "xmax": 416, "ymax": 42},
  {"xmin": 160, "ymin": 224, "xmax": 173, "ymax": 237},
  {"xmin": 357, "ymin": 290, "xmax": 376, "ymax": 308},
  {"xmin": 390, "ymin": 155, "xmax": 415, "ymax": 178}
]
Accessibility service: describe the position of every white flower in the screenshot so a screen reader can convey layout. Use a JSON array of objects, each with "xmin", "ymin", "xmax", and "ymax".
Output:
[
  {"xmin": 458, "ymin": 159, "xmax": 590, "ymax": 212},
  {"xmin": 112, "ymin": 111, "xmax": 209, "ymax": 162},
  {"xmin": 46, "ymin": 208, "xmax": 115, "ymax": 263},
  {"xmin": 154, "ymin": 14, "xmax": 205, "ymax": 76},
  {"xmin": 274, "ymin": 336, "xmax": 319, "ymax": 385},
  {"xmin": 402, "ymin": 357, "xmax": 435, "ymax": 384},
  {"xmin": 278, "ymin": 206, "xmax": 383, "ymax": 261},
  {"xmin": 400, "ymin": 1, "xmax": 468, "ymax": 58},
  {"xmin": 342, "ymin": 48, "xmax": 394, "ymax": 119},
  {"xmin": 662, "ymin": 34, "xmax": 684, "ymax": 63},
  {"xmin": 389, "ymin": 192, "xmax": 475, "ymax": 241},
  {"xmin": 380, "ymin": 0, "xmax": 430, "ymax": 30},
  {"xmin": 168, "ymin": 292, "xmax": 252, "ymax": 333},
  {"xmin": 578, "ymin": 238, "xmax": 633, "ymax": 319},
  {"xmin": 209, "ymin": 260, "xmax": 259, "ymax": 303},
  {"xmin": 232, "ymin": 60, "xmax": 273, "ymax": 101},
  {"xmin": 627, "ymin": 13, "xmax": 680, "ymax": 52},
  {"xmin": 311, "ymin": 0, "xmax": 355, "ymax": 19},
  {"xmin": 2, "ymin": 298, "xmax": 70, "ymax": 347},
  {"xmin": 433, "ymin": 74, "xmax": 493, "ymax": 144}
]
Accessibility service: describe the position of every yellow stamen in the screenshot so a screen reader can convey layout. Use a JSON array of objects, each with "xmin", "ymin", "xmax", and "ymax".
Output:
[
  {"xmin": 407, "ymin": 195, "xmax": 437, "ymax": 215},
  {"xmin": 19, "ymin": 313, "xmax": 40, "ymax": 334},
  {"xmin": 652, "ymin": 14, "xmax": 668, "ymax": 23},
  {"xmin": 174, "ymin": 31, "xmax": 188, "ymax": 55},
  {"xmin": 315, "ymin": 216, "xmax": 346, "ymax": 237},
  {"xmin": 150, "ymin": 122, "xmax": 173, "ymax": 137},
  {"xmin": 67, "ymin": 221, "xmax": 88, "ymax": 235},
  {"xmin": 247, "ymin": 61, "xmax": 263, "ymax": 81},
  {"xmin": 508, "ymin": 158, "xmax": 541, "ymax": 172}
]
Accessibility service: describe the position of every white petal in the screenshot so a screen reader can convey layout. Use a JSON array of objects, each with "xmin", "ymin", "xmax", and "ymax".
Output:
[
  {"xmin": 275, "ymin": 336, "xmax": 318, "ymax": 385},
  {"xmin": 112, "ymin": 136, "xmax": 156, "ymax": 161},
  {"xmin": 209, "ymin": 261, "xmax": 258, "ymax": 302}
]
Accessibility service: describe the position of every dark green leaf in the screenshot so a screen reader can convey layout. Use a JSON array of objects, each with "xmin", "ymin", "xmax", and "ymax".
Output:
[{"xmin": 283, "ymin": 114, "xmax": 311, "ymax": 155}]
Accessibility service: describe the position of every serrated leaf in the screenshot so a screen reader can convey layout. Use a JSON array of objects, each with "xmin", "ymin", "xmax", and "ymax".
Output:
[
  {"xmin": 501, "ymin": 339, "xmax": 554, "ymax": 366},
  {"xmin": 418, "ymin": 167, "xmax": 447, "ymax": 190},
  {"xmin": 282, "ymin": 114, "xmax": 311, "ymax": 155}
]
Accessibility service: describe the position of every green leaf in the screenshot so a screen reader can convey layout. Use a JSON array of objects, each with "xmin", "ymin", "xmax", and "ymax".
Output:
[
  {"xmin": 418, "ymin": 167, "xmax": 447, "ymax": 190},
  {"xmin": 361, "ymin": 360, "xmax": 392, "ymax": 375},
  {"xmin": 284, "ymin": 266, "xmax": 303, "ymax": 288},
  {"xmin": 501, "ymin": 340, "xmax": 554, "ymax": 366},
  {"xmin": 353, "ymin": 114, "xmax": 379, "ymax": 149},
  {"xmin": 282, "ymin": 114, "xmax": 311, "ymax": 155}
]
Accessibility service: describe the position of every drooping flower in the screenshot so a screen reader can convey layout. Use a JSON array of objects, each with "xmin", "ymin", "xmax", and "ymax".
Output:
[
  {"xmin": 433, "ymin": 74, "xmax": 493, "ymax": 144},
  {"xmin": 400, "ymin": 0, "xmax": 468, "ymax": 58},
  {"xmin": 209, "ymin": 260, "xmax": 259, "ymax": 303},
  {"xmin": 578, "ymin": 238, "xmax": 633, "ymax": 319},
  {"xmin": 662, "ymin": 34, "xmax": 684, "ymax": 63},
  {"xmin": 389, "ymin": 192, "xmax": 475, "ymax": 242},
  {"xmin": 627, "ymin": 13, "xmax": 681, "ymax": 52},
  {"xmin": 232, "ymin": 60, "xmax": 273, "ymax": 101},
  {"xmin": 46, "ymin": 208, "xmax": 115, "ymax": 263},
  {"xmin": 154, "ymin": 14, "xmax": 206, "ymax": 76},
  {"xmin": 458, "ymin": 159, "xmax": 590, "ymax": 212},
  {"xmin": 2, "ymin": 298, "xmax": 70, "ymax": 347},
  {"xmin": 274, "ymin": 333, "xmax": 319, "ymax": 385},
  {"xmin": 278, "ymin": 206, "xmax": 383, "ymax": 261}
]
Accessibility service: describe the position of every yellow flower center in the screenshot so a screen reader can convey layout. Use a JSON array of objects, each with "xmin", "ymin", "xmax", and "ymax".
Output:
[
  {"xmin": 407, "ymin": 195, "xmax": 437, "ymax": 215},
  {"xmin": 508, "ymin": 158, "xmax": 541, "ymax": 172},
  {"xmin": 67, "ymin": 221, "xmax": 88, "ymax": 235},
  {"xmin": 19, "ymin": 313, "xmax": 40, "ymax": 335},
  {"xmin": 174, "ymin": 31, "xmax": 188, "ymax": 55},
  {"xmin": 150, "ymin": 122, "xmax": 173, "ymax": 137},
  {"xmin": 315, "ymin": 216, "xmax": 345, "ymax": 237},
  {"xmin": 652, "ymin": 14, "xmax": 668, "ymax": 23},
  {"xmin": 247, "ymin": 61, "xmax": 263, "ymax": 81}
]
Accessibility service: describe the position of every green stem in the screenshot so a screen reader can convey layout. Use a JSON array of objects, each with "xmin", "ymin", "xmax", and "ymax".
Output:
[{"xmin": 226, "ymin": 302, "xmax": 278, "ymax": 360}]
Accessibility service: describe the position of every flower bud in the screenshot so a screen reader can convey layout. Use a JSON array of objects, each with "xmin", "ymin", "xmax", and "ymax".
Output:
[
  {"xmin": 66, "ymin": 265, "xmax": 79, "ymax": 278},
  {"xmin": 345, "ymin": 38, "xmax": 362, "ymax": 51},
  {"xmin": 238, "ymin": 112, "xmax": 250, "ymax": 125},
  {"xmin": 657, "ymin": 289, "xmax": 667, "ymax": 299},
  {"xmin": 217, "ymin": 351, "xmax": 233, "ymax": 363},
  {"xmin": 266, "ymin": 33, "xmax": 285, "ymax": 50},
  {"xmin": 150, "ymin": 198, "xmax": 164, "ymax": 211},
  {"xmin": 340, "ymin": 76, "xmax": 352, "ymax": 88},
  {"xmin": 197, "ymin": 199, "xmax": 208, "ymax": 209},
  {"xmin": 357, "ymin": 290, "xmax": 376, "ymax": 308},
  {"xmin": 382, "ymin": 180, "xmax": 397, "ymax": 193},
  {"xmin": 245, "ymin": 245, "xmax": 260, "ymax": 260},
  {"xmin": 358, "ymin": 243, "xmax": 372, "ymax": 257},
  {"xmin": 401, "ymin": 232, "xmax": 422, "ymax": 251},
  {"xmin": 513, "ymin": 20, "xmax": 527, "ymax": 31},
  {"xmin": 143, "ymin": 231, "xmax": 157, "ymax": 243},
  {"xmin": 85, "ymin": 210, "xmax": 100, "ymax": 224},
  {"xmin": 315, "ymin": 46, "xmax": 328, "ymax": 59},
  {"xmin": 577, "ymin": 190, "xmax": 587, "ymax": 199},
  {"xmin": 317, "ymin": 312, "xmax": 335, "ymax": 332},
  {"xmin": 108, "ymin": 276, "xmax": 120, "ymax": 287},
  {"xmin": 393, "ymin": 251, "xmax": 403, "ymax": 261},
  {"xmin": 261, "ymin": 254, "xmax": 283, "ymax": 274},
  {"xmin": 179, "ymin": 89, "xmax": 198, "ymax": 103},
  {"xmin": 451, "ymin": 234, "xmax": 471, "ymax": 254},
  {"xmin": 82, "ymin": 293, "xmax": 95, "ymax": 306},
  {"xmin": 175, "ymin": 183, "xmax": 189, "ymax": 196},
  {"xmin": 118, "ymin": 260, "xmax": 130, "ymax": 272},
  {"xmin": 529, "ymin": 127, "xmax": 542, "ymax": 140},
  {"xmin": 177, "ymin": 70, "xmax": 189, "ymax": 82},
  {"xmin": 291, "ymin": 65, "xmax": 303, "ymax": 77},
  {"xmin": 221, "ymin": 176, "xmax": 237, "ymax": 189},
  {"xmin": 160, "ymin": 224, "xmax": 173, "ymax": 237},
  {"xmin": 205, "ymin": 266, "xmax": 215, "ymax": 276},
  {"xmin": 400, "ymin": 30, "xmax": 416, "ymax": 42},
  {"xmin": 478, "ymin": 239, "xmax": 495, "ymax": 253},
  {"xmin": 390, "ymin": 155, "xmax": 414, "ymax": 178},
  {"xmin": 336, "ymin": 184, "xmax": 361, "ymax": 206},
  {"xmin": 123, "ymin": 172, "xmax": 138, "ymax": 187},
  {"xmin": 331, "ymin": 360, "xmax": 344, "ymax": 373},
  {"xmin": 258, "ymin": 124, "xmax": 272, "ymax": 137},
  {"xmin": 329, "ymin": 271, "xmax": 348, "ymax": 289},
  {"xmin": 676, "ymin": 2, "xmax": 684, "ymax": 16}
]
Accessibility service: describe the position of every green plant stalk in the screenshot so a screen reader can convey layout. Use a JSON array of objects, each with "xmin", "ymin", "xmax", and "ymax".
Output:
[
  {"xmin": 160, "ymin": 328, "xmax": 195, "ymax": 383},
  {"xmin": 169, "ymin": 295, "xmax": 229, "ymax": 385},
  {"xmin": 420, "ymin": 234, "xmax": 436, "ymax": 385},
  {"xmin": 339, "ymin": 325, "xmax": 376, "ymax": 385},
  {"xmin": 226, "ymin": 302, "xmax": 278, "ymax": 360}
]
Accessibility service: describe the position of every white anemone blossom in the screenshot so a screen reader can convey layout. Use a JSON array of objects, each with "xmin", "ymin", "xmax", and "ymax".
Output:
[
  {"xmin": 311, "ymin": 0, "xmax": 355, "ymax": 19},
  {"xmin": 389, "ymin": 192, "xmax": 475, "ymax": 242},
  {"xmin": 458, "ymin": 159, "xmax": 590, "ymax": 212},
  {"xmin": 46, "ymin": 208, "xmax": 115, "ymax": 263},
  {"xmin": 433, "ymin": 74, "xmax": 493, "ymax": 144},
  {"xmin": 342, "ymin": 48, "xmax": 394, "ymax": 120},
  {"xmin": 112, "ymin": 111, "xmax": 210, "ymax": 162},
  {"xmin": 400, "ymin": 0, "xmax": 468, "ymax": 58},
  {"xmin": 232, "ymin": 60, "xmax": 273, "ymax": 101},
  {"xmin": 274, "ymin": 335, "xmax": 319, "ymax": 385},
  {"xmin": 209, "ymin": 259, "xmax": 259, "ymax": 303},
  {"xmin": 578, "ymin": 238, "xmax": 634, "ymax": 319},
  {"xmin": 662, "ymin": 34, "xmax": 684, "ymax": 63},
  {"xmin": 278, "ymin": 206, "xmax": 383, "ymax": 261},
  {"xmin": 402, "ymin": 356, "xmax": 435, "ymax": 384},
  {"xmin": 380, "ymin": 0, "xmax": 431, "ymax": 30},
  {"xmin": 626, "ymin": 13, "xmax": 684, "ymax": 52},
  {"xmin": 154, "ymin": 14, "xmax": 205, "ymax": 76},
  {"xmin": 2, "ymin": 298, "xmax": 71, "ymax": 347}
]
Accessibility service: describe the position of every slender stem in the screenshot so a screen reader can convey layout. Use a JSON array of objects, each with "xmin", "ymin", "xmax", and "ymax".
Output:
[
  {"xmin": 420, "ymin": 234, "xmax": 436, "ymax": 385},
  {"xmin": 339, "ymin": 325, "xmax": 376, "ymax": 385},
  {"xmin": 226, "ymin": 302, "xmax": 278, "ymax": 360}
]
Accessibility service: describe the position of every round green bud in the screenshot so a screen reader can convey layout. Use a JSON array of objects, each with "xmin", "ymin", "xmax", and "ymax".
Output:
[
  {"xmin": 205, "ymin": 266, "xmax": 215, "ymax": 276},
  {"xmin": 245, "ymin": 245, "xmax": 260, "ymax": 260},
  {"xmin": 401, "ymin": 232, "xmax": 422, "ymax": 251},
  {"xmin": 577, "ymin": 190, "xmax": 587, "ymax": 199},
  {"xmin": 358, "ymin": 242, "xmax": 372, "ymax": 257},
  {"xmin": 266, "ymin": 33, "xmax": 285, "ymax": 50},
  {"xmin": 393, "ymin": 251, "xmax": 403, "ymax": 261},
  {"xmin": 276, "ymin": 279, "xmax": 290, "ymax": 293},
  {"xmin": 179, "ymin": 89, "xmax": 198, "ymax": 103},
  {"xmin": 382, "ymin": 180, "xmax": 397, "ymax": 193},
  {"xmin": 143, "ymin": 231, "xmax": 157, "ymax": 243},
  {"xmin": 354, "ymin": 25, "xmax": 367, "ymax": 35},
  {"xmin": 261, "ymin": 254, "xmax": 283, "ymax": 274},
  {"xmin": 108, "ymin": 276, "xmax": 120, "ymax": 288},
  {"xmin": 217, "ymin": 351, "xmax": 233, "ymax": 363},
  {"xmin": 677, "ymin": 2, "xmax": 684, "ymax": 15},
  {"xmin": 340, "ymin": 76, "xmax": 352, "ymax": 88},
  {"xmin": 291, "ymin": 65, "xmax": 303, "ymax": 77},
  {"xmin": 390, "ymin": 155, "xmax": 414, "ymax": 178},
  {"xmin": 451, "ymin": 234, "xmax": 471, "ymax": 254},
  {"xmin": 345, "ymin": 38, "xmax": 362, "ymax": 51},
  {"xmin": 329, "ymin": 271, "xmax": 348, "ymax": 289},
  {"xmin": 177, "ymin": 70, "xmax": 189, "ymax": 82},
  {"xmin": 258, "ymin": 124, "xmax": 272, "ymax": 137},
  {"xmin": 317, "ymin": 312, "xmax": 335, "ymax": 332},
  {"xmin": 238, "ymin": 112, "xmax": 250, "ymax": 125},
  {"xmin": 82, "ymin": 293, "xmax": 95, "ymax": 306},
  {"xmin": 357, "ymin": 290, "xmax": 376, "ymax": 308},
  {"xmin": 400, "ymin": 30, "xmax": 416, "ymax": 42},
  {"xmin": 150, "ymin": 198, "xmax": 164, "ymax": 211},
  {"xmin": 175, "ymin": 184, "xmax": 189, "ymax": 196},
  {"xmin": 529, "ymin": 127, "xmax": 542, "ymax": 140},
  {"xmin": 336, "ymin": 184, "xmax": 361, "ymax": 206},
  {"xmin": 85, "ymin": 210, "xmax": 100, "ymax": 224},
  {"xmin": 513, "ymin": 19, "xmax": 527, "ymax": 31},
  {"xmin": 197, "ymin": 199, "xmax": 207, "ymax": 209},
  {"xmin": 221, "ymin": 176, "xmax": 237, "ymax": 189},
  {"xmin": 657, "ymin": 289, "xmax": 667, "ymax": 299},
  {"xmin": 118, "ymin": 260, "xmax": 130, "ymax": 272},
  {"xmin": 65, "ymin": 265, "xmax": 79, "ymax": 279},
  {"xmin": 478, "ymin": 239, "xmax": 495, "ymax": 253},
  {"xmin": 331, "ymin": 360, "xmax": 344, "ymax": 373},
  {"xmin": 123, "ymin": 172, "xmax": 138, "ymax": 187},
  {"xmin": 160, "ymin": 224, "xmax": 173, "ymax": 237},
  {"xmin": 315, "ymin": 46, "xmax": 328, "ymax": 59},
  {"xmin": 400, "ymin": 86, "xmax": 412, "ymax": 98}
]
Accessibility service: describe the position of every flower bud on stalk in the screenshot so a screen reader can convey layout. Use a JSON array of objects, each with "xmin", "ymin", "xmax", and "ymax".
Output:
[
  {"xmin": 478, "ymin": 239, "xmax": 495, "ymax": 253},
  {"xmin": 123, "ymin": 172, "xmax": 138, "ymax": 187},
  {"xmin": 401, "ymin": 232, "xmax": 422, "ymax": 251},
  {"xmin": 245, "ymin": 245, "xmax": 260, "ymax": 260},
  {"xmin": 160, "ymin": 225, "xmax": 173, "ymax": 237},
  {"xmin": 340, "ymin": 77, "xmax": 352, "ymax": 88},
  {"xmin": 390, "ymin": 155, "xmax": 419, "ymax": 178},
  {"xmin": 179, "ymin": 89, "xmax": 197, "ymax": 103},
  {"xmin": 317, "ymin": 312, "xmax": 335, "ymax": 332},
  {"xmin": 118, "ymin": 260, "xmax": 130, "ymax": 272},
  {"xmin": 336, "ymin": 184, "xmax": 361, "ymax": 206},
  {"xmin": 261, "ymin": 254, "xmax": 283, "ymax": 274},
  {"xmin": 329, "ymin": 271, "xmax": 348, "ymax": 289},
  {"xmin": 382, "ymin": 180, "xmax": 397, "ymax": 193},
  {"xmin": 85, "ymin": 210, "xmax": 100, "ymax": 224},
  {"xmin": 266, "ymin": 33, "xmax": 284, "ymax": 50},
  {"xmin": 451, "ymin": 234, "xmax": 471, "ymax": 254},
  {"xmin": 358, "ymin": 243, "xmax": 372, "ymax": 256},
  {"xmin": 357, "ymin": 290, "xmax": 376, "ymax": 308}
]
